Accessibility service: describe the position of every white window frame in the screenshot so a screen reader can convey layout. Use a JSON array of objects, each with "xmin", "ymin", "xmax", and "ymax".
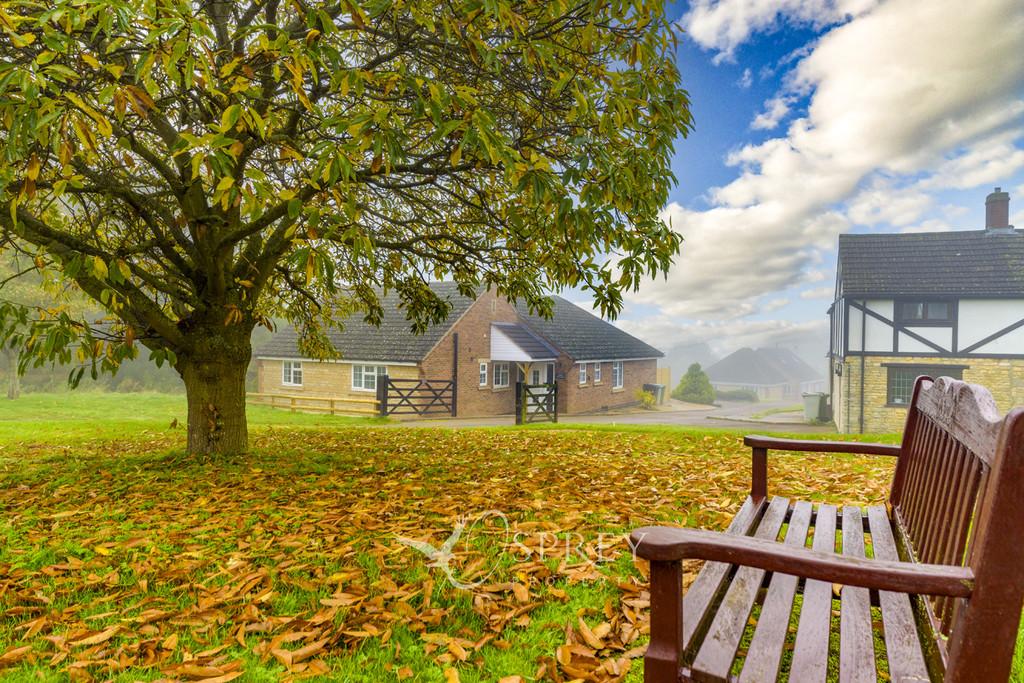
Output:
[
  {"xmin": 612, "ymin": 361, "xmax": 624, "ymax": 389},
  {"xmin": 281, "ymin": 360, "xmax": 303, "ymax": 387},
  {"xmin": 479, "ymin": 361, "xmax": 489, "ymax": 387},
  {"xmin": 593, "ymin": 362, "xmax": 602, "ymax": 384},
  {"xmin": 493, "ymin": 362, "xmax": 510, "ymax": 388},
  {"xmin": 578, "ymin": 363, "xmax": 587, "ymax": 385},
  {"xmin": 352, "ymin": 364, "xmax": 388, "ymax": 392}
]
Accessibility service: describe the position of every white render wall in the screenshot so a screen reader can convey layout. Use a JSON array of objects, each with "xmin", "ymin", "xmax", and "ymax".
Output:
[
  {"xmin": 958, "ymin": 300, "xmax": 1024, "ymax": 351},
  {"xmin": 843, "ymin": 298, "xmax": 1024, "ymax": 356}
]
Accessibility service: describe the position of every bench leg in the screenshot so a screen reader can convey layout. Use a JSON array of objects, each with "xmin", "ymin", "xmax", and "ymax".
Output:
[
  {"xmin": 646, "ymin": 559, "xmax": 683, "ymax": 683},
  {"xmin": 751, "ymin": 446, "xmax": 767, "ymax": 502}
]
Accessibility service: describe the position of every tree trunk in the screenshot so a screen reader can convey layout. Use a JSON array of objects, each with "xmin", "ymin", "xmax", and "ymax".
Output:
[
  {"xmin": 6, "ymin": 350, "xmax": 19, "ymax": 400},
  {"xmin": 177, "ymin": 332, "xmax": 251, "ymax": 455}
]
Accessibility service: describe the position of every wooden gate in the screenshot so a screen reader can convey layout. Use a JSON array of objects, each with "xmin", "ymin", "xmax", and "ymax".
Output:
[
  {"xmin": 515, "ymin": 382, "xmax": 558, "ymax": 424},
  {"xmin": 377, "ymin": 377, "xmax": 455, "ymax": 417}
]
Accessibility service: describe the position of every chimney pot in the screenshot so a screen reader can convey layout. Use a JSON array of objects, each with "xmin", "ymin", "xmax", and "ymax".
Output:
[{"xmin": 985, "ymin": 187, "xmax": 1010, "ymax": 230}]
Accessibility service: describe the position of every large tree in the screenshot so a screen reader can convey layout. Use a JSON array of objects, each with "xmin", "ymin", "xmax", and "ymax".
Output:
[{"xmin": 0, "ymin": 0, "xmax": 691, "ymax": 454}]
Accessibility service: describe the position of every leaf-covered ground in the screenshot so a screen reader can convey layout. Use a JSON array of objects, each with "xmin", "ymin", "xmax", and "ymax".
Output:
[{"xmin": 0, "ymin": 418, "xmax": 908, "ymax": 682}]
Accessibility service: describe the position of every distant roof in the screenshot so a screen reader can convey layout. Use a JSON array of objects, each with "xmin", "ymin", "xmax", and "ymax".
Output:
[
  {"xmin": 256, "ymin": 284, "xmax": 663, "ymax": 363},
  {"xmin": 838, "ymin": 229, "xmax": 1024, "ymax": 297},
  {"xmin": 515, "ymin": 296, "xmax": 663, "ymax": 361},
  {"xmin": 256, "ymin": 282, "xmax": 475, "ymax": 363},
  {"xmin": 706, "ymin": 347, "xmax": 822, "ymax": 386}
]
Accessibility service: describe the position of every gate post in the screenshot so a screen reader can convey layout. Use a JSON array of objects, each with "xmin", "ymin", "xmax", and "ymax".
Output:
[
  {"xmin": 515, "ymin": 382, "xmax": 523, "ymax": 425},
  {"xmin": 552, "ymin": 382, "xmax": 558, "ymax": 423},
  {"xmin": 377, "ymin": 376, "xmax": 389, "ymax": 417},
  {"xmin": 451, "ymin": 333, "xmax": 458, "ymax": 418}
]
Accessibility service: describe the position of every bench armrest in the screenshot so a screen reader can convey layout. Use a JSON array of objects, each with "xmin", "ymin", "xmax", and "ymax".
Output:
[
  {"xmin": 744, "ymin": 435, "xmax": 901, "ymax": 457},
  {"xmin": 631, "ymin": 526, "xmax": 974, "ymax": 597},
  {"xmin": 745, "ymin": 435, "xmax": 900, "ymax": 500}
]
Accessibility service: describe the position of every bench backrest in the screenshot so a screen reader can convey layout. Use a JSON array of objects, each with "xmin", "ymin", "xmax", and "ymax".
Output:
[{"xmin": 890, "ymin": 376, "xmax": 1024, "ymax": 681}]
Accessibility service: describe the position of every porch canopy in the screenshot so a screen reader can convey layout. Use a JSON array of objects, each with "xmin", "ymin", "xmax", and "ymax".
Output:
[{"xmin": 489, "ymin": 323, "xmax": 558, "ymax": 362}]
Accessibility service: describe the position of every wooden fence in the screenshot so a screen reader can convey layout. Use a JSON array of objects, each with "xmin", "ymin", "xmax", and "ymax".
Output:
[{"xmin": 247, "ymin": 392, "xmax": 379, "ymax": 416}]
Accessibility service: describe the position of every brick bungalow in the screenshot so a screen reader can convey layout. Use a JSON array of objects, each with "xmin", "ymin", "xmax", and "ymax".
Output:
[{"xmin": 255, "ymin": 282, "xmax": 662, "ymax": 418}]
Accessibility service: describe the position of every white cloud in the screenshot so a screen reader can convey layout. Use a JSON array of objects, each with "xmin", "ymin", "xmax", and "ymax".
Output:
[
  {"xmin": 682, "ymin": 0, "xmax": 879, "ymax": 63},
  {"xmin": 800, "ymin": 286, "xmax": 834, "ymax": 300},
  {"xmin": 762, "ymin": 297, "xmax": 790, "ymax": 312},
  {"xmin": 737, "ymin": 68, "xmax": 753, "ymax": 88},
  {"xmin": 751, "ymin": 96, "xmax": 793, "ymax": 131},
  {"xmin": 846, "ymin": 181, "xmax": 932, "ymax": 227},
  {"xmin": 918, "ymin": 128, "xmax": 1024, "ymax": 191},
  {"xmin": 901, "ymin": 219, "xmax": 953, "ymax": 234},
  {"xmin": 631, "ymin": 0, "xmax": 1024, "ymax": 320}
]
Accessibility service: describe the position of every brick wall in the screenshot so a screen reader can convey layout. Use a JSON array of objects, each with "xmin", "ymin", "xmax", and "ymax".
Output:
[
  {"xmin": 420, "ymin": 290, "xmax": 522, "ymax": 418},
  {"xmin": 835, "ymin": 355, "xmax": 1024, "ymax": 433},
  {"xmin": 562, "ymin": 359, "xmax": 657, "ymax": 414}
]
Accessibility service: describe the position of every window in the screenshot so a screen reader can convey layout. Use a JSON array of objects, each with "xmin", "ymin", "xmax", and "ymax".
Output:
[
  {"xmin": 897, "ymin": 300, "xmax": 951, "ymax": 322},
  {"xmin": 593, "ymin": 363, "xmax": 602, "ymax": 383},
  {"xmin": 886, "ymin": 365, "xmax": 964, "ymax": 405},
  {"xmin": 612, "ymin": 361, "xmax": 623, "ymax": 389},
  {"xmin": 282, "ymin": 361, "xmax": 303, "ymax": 386},
  {"xmin": 578, "ymin": 363, "xmax": 587, "ymax": 385},
  {"xmin": 493, "ymin": 362, "xmax": 510, "ymax": 388},
  {"xmin": 352, "ymin": 364, "xmax": 387, "ymax": 391},
  {"xmin": 479, "ymin": 362, "xmax": 488, "ymax": 387}
]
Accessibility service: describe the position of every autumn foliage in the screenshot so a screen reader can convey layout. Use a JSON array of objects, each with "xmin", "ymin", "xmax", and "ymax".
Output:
[{"xmin": 0, "ymin": 426, "xmax": 895, "ymax": 681}]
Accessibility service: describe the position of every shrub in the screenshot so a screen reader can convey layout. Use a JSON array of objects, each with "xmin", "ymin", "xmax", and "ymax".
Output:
[
  {"xmin": 715, "ymin": 388, "xmax": 759, "ymax": 402},
  {"xmin": 671, "ymin": 363, "xmax": 716, "ymax": 405},
  {"xmin": 635, "ymin": 389, "xmax": 656, "ymax": 410}
]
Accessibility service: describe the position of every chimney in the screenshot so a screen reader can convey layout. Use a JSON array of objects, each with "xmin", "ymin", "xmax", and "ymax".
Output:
[{"xmin": 985, "ymin": 187, "xmax": 1010, "ymax": 230}]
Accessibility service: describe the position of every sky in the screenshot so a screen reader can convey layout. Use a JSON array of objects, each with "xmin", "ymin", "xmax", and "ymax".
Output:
[{"xmin": 584, "ymin": 0, "xmax": 1024, "ymax": 367}]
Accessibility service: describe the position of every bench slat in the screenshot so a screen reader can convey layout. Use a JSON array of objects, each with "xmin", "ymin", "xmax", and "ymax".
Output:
[
  {"xmin": 738, "ymin": 500, "xmax": 814, "ymax": 683},
  {"xmin": 866, "ymin": 505, "xmax": 931, "ymax": 682},
  {"xmin": 682, "ymin": 496, "xmax": 765, "ymax": 652},
  {"xmin": 789, "ymin": 503, "xmax": 838, "ymax": 682},
  {"xmin": 840, "ymin": 506, "xmax": 876, "ymax": 683},
  {"xmin": 691, "ymin": 496, "xmax": 791, "ymax": 680}
]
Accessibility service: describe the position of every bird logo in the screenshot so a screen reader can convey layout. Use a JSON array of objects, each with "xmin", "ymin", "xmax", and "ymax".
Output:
[{"xmin": 397, "ymin": 510, "xmax": 509, "ymax": 589}]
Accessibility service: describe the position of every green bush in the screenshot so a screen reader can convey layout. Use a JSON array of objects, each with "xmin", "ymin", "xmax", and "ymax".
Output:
[
  {"xmin": 671, "ymin": 363, "xmax": 716, "ymax": 405},
  {"xmin": 715, "ymin": 388, "xmax": 759, "ymax": 402},
  {"xmin": 634, "ymin": 389, "xmax": 656, "ymax": 410}
]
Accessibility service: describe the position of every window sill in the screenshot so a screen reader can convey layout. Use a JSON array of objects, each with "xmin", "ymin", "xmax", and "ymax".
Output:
[
  {"xmin": 282, "ymin": 384, "xmax": 303, "ymax": 389},
  {"xmin": 351, "ymin": 387, "xmax": 377, "ymax": 393},
  {"xmin": 493, "ymin": 385, "xmax": 510, "ymax": 392},
  {"xmin": 885, "ymin": 403, "xmax": 911, "ymax": 409},
  {"xmin": 612, "ymin": 387, "xmax": 624, "ymax": 393}
]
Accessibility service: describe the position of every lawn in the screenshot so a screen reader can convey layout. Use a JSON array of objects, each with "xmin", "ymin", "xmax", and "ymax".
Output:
[{"xmin": 0, "ymin": 392, "xmax": 1019, "ymax": 681}]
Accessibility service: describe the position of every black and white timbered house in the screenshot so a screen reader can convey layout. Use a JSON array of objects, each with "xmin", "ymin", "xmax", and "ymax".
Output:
[{"xmin": 829, "ymin": 187, "xmax": 1024, "ymax": 433}]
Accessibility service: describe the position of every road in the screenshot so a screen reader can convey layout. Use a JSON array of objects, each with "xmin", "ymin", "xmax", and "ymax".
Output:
[{"xmin": 400, "ymin": 399, "xmax": 835, "ymax": 433}]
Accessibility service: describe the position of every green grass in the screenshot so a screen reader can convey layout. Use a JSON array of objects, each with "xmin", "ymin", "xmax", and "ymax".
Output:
[
  {"xmin": 0, "ymin": 391, "xmax": 1021, "ymax": 681},
  {"xmin": 0, "ymin": 390, "xmax": 387, "ymax": 444}
]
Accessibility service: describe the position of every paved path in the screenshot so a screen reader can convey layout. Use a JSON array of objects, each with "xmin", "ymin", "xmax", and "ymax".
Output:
[{"xmin": 391, "ymin": 399, "xmax": 834, "ymax": 433}]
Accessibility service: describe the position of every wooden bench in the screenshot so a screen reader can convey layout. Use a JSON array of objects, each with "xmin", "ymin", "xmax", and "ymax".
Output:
[{"xmin": 631, "ymin": 376, "xmax": 1024, "ymax": 682}]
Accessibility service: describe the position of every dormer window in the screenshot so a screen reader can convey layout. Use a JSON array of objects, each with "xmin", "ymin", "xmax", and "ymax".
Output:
[{"xmin": 897, "ymin": 300, "xmax": 951, "ymax": 323}]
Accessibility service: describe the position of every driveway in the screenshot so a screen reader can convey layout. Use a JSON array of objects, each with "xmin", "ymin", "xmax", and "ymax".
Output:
[{"xmin": 399, "ymin": 399, "xmax": 835, "ymax": 433}]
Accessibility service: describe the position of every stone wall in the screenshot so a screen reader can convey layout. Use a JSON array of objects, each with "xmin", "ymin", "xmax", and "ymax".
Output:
[
  {"xmin": 256, "ymin": 358, "xmax": 418, "ymax": 413},
  {"xmin": 835, "ymin": 355, "xmax": 1024, "ymax": 433}
]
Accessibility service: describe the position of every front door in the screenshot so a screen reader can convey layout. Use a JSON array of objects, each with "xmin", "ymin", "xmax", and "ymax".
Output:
[{"xmin": 529, "ymin": 363, "xmax": 554, "ymax": 385}]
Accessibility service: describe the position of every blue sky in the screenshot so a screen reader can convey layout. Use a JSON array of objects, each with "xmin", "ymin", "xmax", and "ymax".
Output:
[{"xmin": 595, "ymin": 0, "xmax": 1024, "ymax": 363}]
